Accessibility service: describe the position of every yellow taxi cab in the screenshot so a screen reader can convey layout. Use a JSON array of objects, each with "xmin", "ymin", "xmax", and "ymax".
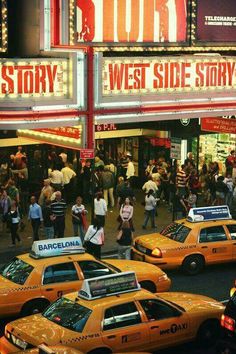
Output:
[
  {"xmin": 18, "ymin": 344, "xmax": 83, "ymax": 354},
  {"xmin": 19, "ymin": 344, "xmax": 150, "ymax": 354},
  {"xmin": 0, "ymin": 271, "xmax": 224, "ymax": 354},
  {"xmin": 0, "ymin": 237, "xmax": 170, "ymax": 318},
  {"xmin": 132, "ymin": 205, "xmax": 236, "ymax": 275}
]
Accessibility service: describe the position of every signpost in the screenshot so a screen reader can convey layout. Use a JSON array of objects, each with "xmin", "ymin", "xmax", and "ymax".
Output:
[
  {"xmin": 170, "ymin": 137, "xmax": 181, "ymax": 160},
  {"xmin": 80, "ymin": 149, "xmax": 94, "ymax": 159}
]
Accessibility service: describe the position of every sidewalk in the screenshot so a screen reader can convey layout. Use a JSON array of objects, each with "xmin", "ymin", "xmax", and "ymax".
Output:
[
  {"xmin": 1, "ymin": 191, "xmax": 235, "ymax": 263},
  {"xmin": 0, "ymin": 190, "xmax": 173, "ymax": 261}
]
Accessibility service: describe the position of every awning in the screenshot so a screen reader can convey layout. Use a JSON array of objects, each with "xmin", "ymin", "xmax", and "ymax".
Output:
[
  {"xmin": 0, "ymin": 137, "xmax": 40, "ymax": 148},
  {"xmin": 95, "ymin": 128, "xmax": 157, "ymax": 139}
]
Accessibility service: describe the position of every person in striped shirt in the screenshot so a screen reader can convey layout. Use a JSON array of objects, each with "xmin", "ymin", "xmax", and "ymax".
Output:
[
  {"xmin": 176, "ymin": 165, "xmax": 187, "ymax": 197},
  {"xmin": 51, "ymin": 191, "xmax": 67, "ymax": 238}
]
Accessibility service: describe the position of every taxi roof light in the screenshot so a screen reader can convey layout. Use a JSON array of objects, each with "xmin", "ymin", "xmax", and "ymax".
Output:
[
  {"xmin": 151, "ymin": 248, "xmax": 162, "ymax": 258},
  {"xmin": 187, "ymin": 206, "xmax": 232, "ymax": 223},
  {"xmin": 30, "ymin": 237, "xmax": 85, "ymax": 259},
  {"xmin": 78, "ymin": 271, "xmax": 141, "ymax": 300}
]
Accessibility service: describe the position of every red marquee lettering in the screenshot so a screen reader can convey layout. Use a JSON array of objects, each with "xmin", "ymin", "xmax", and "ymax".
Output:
[{"xmin": 1, "ymin": 66, "xmax": 14, "ymax": 94}]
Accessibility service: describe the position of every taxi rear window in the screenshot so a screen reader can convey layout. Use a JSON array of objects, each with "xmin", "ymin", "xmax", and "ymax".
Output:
[
  {"xmin": 160, "ymin": 222, "xmax": 191, "ymax": 243},
  {"xmin": 43, "ymin": 297, "xmax": 92, "ymax": 333},
  {"xmin": 0, "ymin": 257, "xmax": 33, "ymax": 285}
]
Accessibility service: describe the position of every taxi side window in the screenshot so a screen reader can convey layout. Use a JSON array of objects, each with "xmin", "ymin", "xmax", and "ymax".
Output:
[
  {"xmin": 103, "ymin": 302, "xmax": 141, "ymax": 330},
  {"xmin": 78, "ymin": 261, "xmax": 114, "ymax": 279},
  {"xmin": 199, "ymin": 226, "xmax": 227, "ymax": 243},
  {"xmin": 139, "ymin": 299, "xmax": 181, "ymax": 321},
  {"xmin": 43, "ymin": 262, "xmax": 79, "ymax": 284},
  {"xmin": 226, "ymin": 225, "xmax": 236, "ymax": 240}
]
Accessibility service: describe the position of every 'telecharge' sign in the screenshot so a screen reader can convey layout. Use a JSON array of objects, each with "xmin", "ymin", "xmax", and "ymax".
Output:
[{"xmin": 102, "ymin": 57, "xmax": 236, "ymax": 95}]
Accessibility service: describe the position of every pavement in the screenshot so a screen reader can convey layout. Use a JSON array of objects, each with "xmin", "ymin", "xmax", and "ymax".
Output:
[{"xmin": 1, "ymin": 189, "xmax": 235, "ymax": 263}]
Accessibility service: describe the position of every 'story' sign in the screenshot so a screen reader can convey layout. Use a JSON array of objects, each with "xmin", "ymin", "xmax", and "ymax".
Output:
[
  {"xmin": 0, "ymin": 59, "xmax": 68, "ymax": 98},
  {"xmin": 75, "ymin": 0, "xmax": 187, "ymax": 44}
]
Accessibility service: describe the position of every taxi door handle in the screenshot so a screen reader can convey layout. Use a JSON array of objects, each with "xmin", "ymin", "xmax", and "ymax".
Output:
[
  {"xmin": 107, "ymin": 335, "xmax": 116, "ymax": 339},
  {"xmin": 45, "ymin": 288, "xmax": 54, "ymax": 291},
  {"xmin": 150, "ymin": 325, "xmax": 159, "ymax": 330},
  {"xmin": 201, "ymin": 246, "xmax": 208, "ymax": 249}
]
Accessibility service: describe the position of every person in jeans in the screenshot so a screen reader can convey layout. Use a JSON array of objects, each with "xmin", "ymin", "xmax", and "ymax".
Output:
[
  {"xmin": 51, "ymin": 191, "xmax": 67, "ymax": 238},
  {"xmin": 28, "ymin": 196, "xmax": 43, "ymax": 241},
  {"xmin": 116, "ymin": 220, "xmax": 133, "ymax": 260},
  {"xmin": 94, "ymin": 191, "xmax": 107, "ymax": 227},
  {"xmin": 142, "ymin": 189, "xmax": 157, "ymax": 229},
  {"xmin": 71, "ymin": 196, "xmax": 87, "ymax": 243},
  {"xmin": 42, "ymin": 199, "xmax": 55, "ymax": 239},
  {"xmin": 8, "ymin": 200, "xmax": 21, "ymax": 246}
]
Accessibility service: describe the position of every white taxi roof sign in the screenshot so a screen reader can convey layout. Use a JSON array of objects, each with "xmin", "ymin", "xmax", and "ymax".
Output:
[
  {"xmin": 30, "ymin": 237, "xmax": 84, "ymax": 259},
  {"xmin": 79, "ymin": 271, "xmax": 140, "ymax": 300},
  {"xmin": 187, "ymin": 205, "xmax": 232, "ymax": 222}
]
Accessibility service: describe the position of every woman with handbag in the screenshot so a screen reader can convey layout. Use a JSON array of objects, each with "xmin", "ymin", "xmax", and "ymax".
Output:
[
  {"xmin": 116, "ymin": 220, "xmax": 133, "ymax": 260},
  {"xmin": 71, "ymin": 196, "xmax": 87, "ymax": 243},
  {"xmin": 83, "ymin": 218, "xmax": 104, "ymax": 259}
]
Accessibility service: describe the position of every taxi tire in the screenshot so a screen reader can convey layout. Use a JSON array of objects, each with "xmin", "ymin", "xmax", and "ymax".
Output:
[
  {"xmin": 21, "ymin": 299, "xmax": 50, "ymax": 317},
  {"xmin": 139, "ymin": 281, "xmax": 156, "ymax": 293},
  {"xmin": 196, "ymin": 319, "xmax": 220, "ymax": 347},
  {"xmin": 182, "ymin": 255, "xmax": 205, "ymax": 275},
  {"xmin": 88, "ymin": 348, "xmax": 112, "ymax": 354}
]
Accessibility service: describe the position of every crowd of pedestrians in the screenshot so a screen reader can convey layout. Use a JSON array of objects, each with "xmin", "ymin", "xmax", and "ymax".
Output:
[{"xmin": 0, "ymin": 145, "xmax": 236, "ymax": 260}]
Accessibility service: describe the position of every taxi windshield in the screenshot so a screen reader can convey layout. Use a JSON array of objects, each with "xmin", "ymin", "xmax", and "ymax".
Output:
[
  {"xmin": 0, "ymin": 257, "xmax": 33, "ymax": 285},
  {"xmin": 160, "ymin": 222, "xmax": 191, "ymax": 243},
  {"xmin": 43, "ymin": 297, "xmax": 92, "ymax": 333}
]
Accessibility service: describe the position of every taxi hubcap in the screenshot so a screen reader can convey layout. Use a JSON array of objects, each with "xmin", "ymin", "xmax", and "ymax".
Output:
[{"xmin": 190, "ymin": 261, "xmax": 197, "ymax": 269}]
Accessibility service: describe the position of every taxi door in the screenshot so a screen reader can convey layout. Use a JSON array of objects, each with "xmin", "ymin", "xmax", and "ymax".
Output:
[
  {"xmin": 101, "ymin": 301, "xmax": 150, "ymax": 352},
  {"xmin": 40, "ymin": 262, "xmax": 82, "ymax": 301},
  {"xmin": 198, "ymin": 225, "xmax": 233, "ymax": 264},
  {"xmin": 137, "ymin": 299, "xmax": 190, "ymax": 351}
]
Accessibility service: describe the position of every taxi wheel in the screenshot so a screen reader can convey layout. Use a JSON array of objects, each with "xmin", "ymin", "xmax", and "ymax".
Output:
[
  {"xmin": 196, "ymin": 319, "xmax": 220, "ymax": 347},
  {"xmin": 88, "ymin": 348, "xmax": 112, "ymax": 354},
  {"xmin": 21, "ymin": 299, "xmax": 50, "ymax": 317},
  {"xmin": 182, "ymin": 255, "xmax": 205, "ymax": 275},
  {"xmin": 139, "ymin": 281, "xmax": 156, "ymax": 293}
]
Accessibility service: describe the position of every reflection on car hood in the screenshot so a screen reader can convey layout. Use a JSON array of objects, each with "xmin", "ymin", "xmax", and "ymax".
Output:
[
  {"xmin": 158, "ymin": 292, "xmax": 225, "ymax": 313},
  {"xmin": 106, "ymin": 259, "xmax": 165, "ymax": 276},
  {"xmin": 8, "ymin": 314, "xmax": 64, "ymax": 346},
  {"xmin": 135, "ymin": 234, "xmax": 180, "ymax": 249}
]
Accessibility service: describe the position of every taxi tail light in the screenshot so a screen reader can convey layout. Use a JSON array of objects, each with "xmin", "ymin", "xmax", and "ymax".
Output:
[
  {"xmin": 221, "ymin": 314, "xmax": 235, "ymax": 332},
  {"xmin": 151, "ymin": 247, "xmax": 162, "ymax": 258}
]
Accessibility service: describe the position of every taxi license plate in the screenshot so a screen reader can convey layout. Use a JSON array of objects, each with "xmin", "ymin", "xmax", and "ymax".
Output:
[{"xmin": 134, "ymin": 253, "xmax": 144, "ymax": 262}]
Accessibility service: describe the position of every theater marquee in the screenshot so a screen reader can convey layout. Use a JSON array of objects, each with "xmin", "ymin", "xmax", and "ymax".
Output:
[
  {"xmin": 49, "ymin": 0, "xmax": 188, "ymax": 46},
  {"xmin": 0, "ymin": 0, "xmax": 7, "ymax": 52},
  {"xmin": 94, "ymin": 54, "xmax": 236, "ymax": 111},
  {"xmin": 0, "ymin": 55, "xmax": 85, "ymax": 108},
  {"xmin": 102, "ymin": 56, "xmax": 236, "ymax": 96}
]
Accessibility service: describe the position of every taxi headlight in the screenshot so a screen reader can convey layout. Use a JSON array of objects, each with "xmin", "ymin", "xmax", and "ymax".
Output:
[
  {"xmin": 151, "ymin": 248, "xmax": 162, "ymax": 258},
  {"xmin": 11, "ymin": 334, "xmax": 28, "ymax": 350}
]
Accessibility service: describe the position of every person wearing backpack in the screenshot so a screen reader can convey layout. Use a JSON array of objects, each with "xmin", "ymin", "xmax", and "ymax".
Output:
[{"xmin": 116, "ymin": 220, "xmax": 133, "ymax": 259}]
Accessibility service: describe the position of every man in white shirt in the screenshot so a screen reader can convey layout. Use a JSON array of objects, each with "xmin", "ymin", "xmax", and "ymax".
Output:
[
  {"xmin": 142, "ymin": 175, "xmax": 158, "ymax": 195},
  {"xmin": 126, "ymin": 155, "xmax": 135, "ymax": 187},
  {"xmin": 61, "ymin": 163, "xmax": 77, "ymax": 202}
]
